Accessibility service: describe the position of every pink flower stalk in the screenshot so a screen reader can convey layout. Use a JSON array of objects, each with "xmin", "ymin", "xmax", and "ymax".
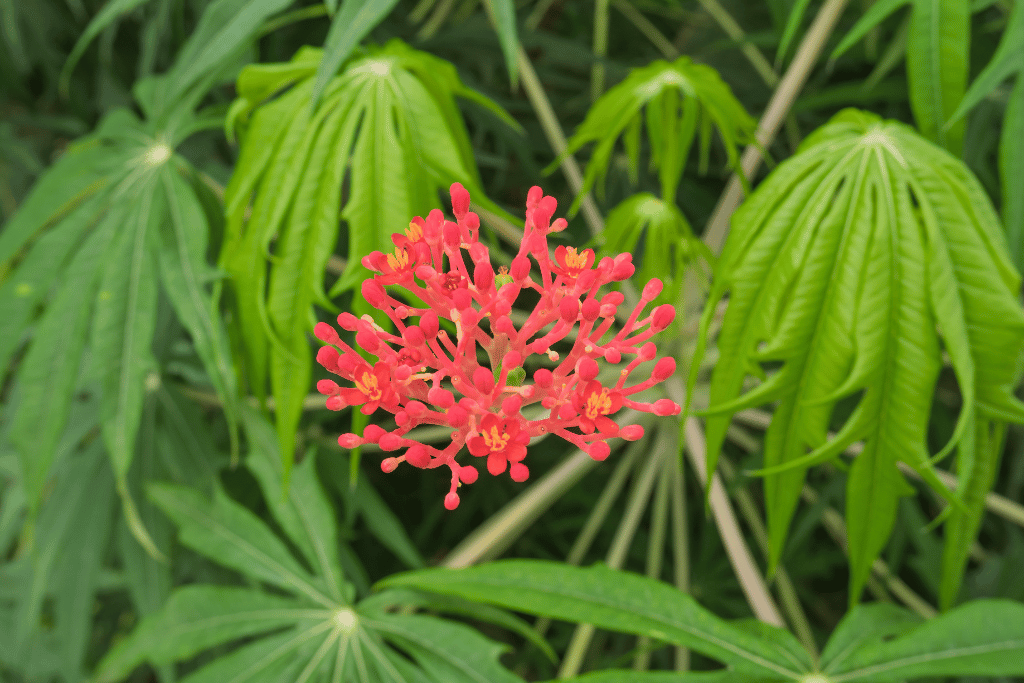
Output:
[{"xmin": 316, "ymin": 184, "xmax": 681, "ymax": 509}]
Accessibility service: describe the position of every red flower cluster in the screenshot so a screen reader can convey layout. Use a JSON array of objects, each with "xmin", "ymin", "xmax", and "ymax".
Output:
[{"xmin": 315, "ymin": 184, "xmax": 681, "ymax": 509}]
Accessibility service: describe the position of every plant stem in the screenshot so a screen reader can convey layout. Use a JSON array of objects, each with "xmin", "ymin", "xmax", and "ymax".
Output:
[
  {"xmin": 717, "ymin": 456, "xmax": 818, "ymax": 658},
  {"xmin": 516, "ymin": 47, "xmax": 605, "ymax": 236},
  {"xmin": 694, "ymin": 0, "xmax": 778, "ymax": 87},
  {"xmin": 634, "ymin": 443, "xmax": 674, "ymax": 671},
  {"xmin": 669, "ymin": 444, "xmax": 690, "ymax": 671},
  {"xmin": 258, "ymin": 4, "xmax": 329, "ymax": 37},
  {"xmin": 681, "ymin": 416, "xmax": 785, "ymax": 625},
  {"xmin": 612, "ymin": 0, "xmax": 679, "ymax": 59},
  {"xmin": 703, "ymin": 0, "xmax": 850, "ymax": 253},
  {"xmin": 557, "ymin": 432, "xmax": 671, "ymax": 678}
]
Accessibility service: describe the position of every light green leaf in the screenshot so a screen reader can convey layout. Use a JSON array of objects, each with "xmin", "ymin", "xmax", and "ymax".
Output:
[
  {"xmin": 695, "ymin": 109, "xmax": 1024, "ymax": 600},
  {"xmin": 829, "ymin": 600, "xmax": 1024, "ymax": 681},
  {"xmin": 147, "ymin": 482, "xmax": 335, "ymax": 608},
  {"xmin": 378, "ymin": 560, "xmax": 810, "ymax": 679},
  {"xmin": 538, "ymin": 672, "xmax": 751, "ymax": 683},
  {"xmin": 312, "ymin": 0, "xmax": 402, "ymax": 106},
  {"xmin": 94, "ymin": 586, "xmax": 322, "ymax": 683},
  {"xmin": 831, "ymin": 0, "xmax": 912, "ymax": 61},
  {"xmin": 777, "ymin": 0, "xmax": 814, "ymax": 66},
  {"xmin": 948, "ymin": 0, "xmax": 1024, "ymax": 124}
]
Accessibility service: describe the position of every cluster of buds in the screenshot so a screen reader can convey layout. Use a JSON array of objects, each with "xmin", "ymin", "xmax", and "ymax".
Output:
[{"xmin": 315, "ymin": 184, "xmax": 681, "ymax": 509}]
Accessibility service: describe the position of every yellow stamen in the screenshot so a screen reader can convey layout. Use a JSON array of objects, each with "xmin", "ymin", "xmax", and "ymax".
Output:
[
  {"xmin": 386, "ymin": 248, "xmax": 410, "ymax": 271},
  {"xmin": 482, "ymin": 426, "xmax": 511, "ymax": 451},
  {"xmin": 564, "ymin": 247, "xmax": 588, "ymax": 271},
  {"xmin": 406, "ymin": 221, "xmax": 424, "ymax": 242},
  {"xmin": 355, "ymin": 371, "xmax": 382, "ymax": 400},
  {"xmin": 584, "ymin": 388, "xmax": 613, "ymax": 420}
]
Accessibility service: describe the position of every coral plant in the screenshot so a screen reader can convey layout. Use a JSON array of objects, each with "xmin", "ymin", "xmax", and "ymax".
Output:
[{"xmin": 314, "ymin": 185, "xmax": 680, "ymax": 508}]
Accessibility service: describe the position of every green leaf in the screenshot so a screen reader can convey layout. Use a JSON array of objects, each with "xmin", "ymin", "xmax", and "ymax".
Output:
[
  {"xmin": 484, "ymin": 0, "xmax": 520, "ymax": 85},
  {"xmin": 368, "ymin": 613, "xmax": 522, "ymax": 683},
  {"xmin": 696, "ymin": 109, "xmax": 1024, "ymax": 600},
  {"xmin": 538, "ymin": 673, "xmax": 750, "ymax": 683},
  {"xmin": 777, "ymin": 0, "xmax": 814, "ymax": 66},
  {"xmin": 147, "ymin": 482, "xmax": 335, "ymax": 608},
  {"xmin": 91, "ymin": 177, "xmax": 159, "ymax": 481},
  {"xmin": 8, "ymin": 205, "xmax": 119, "ymax": 513},
  {"xmin": 243, "ymin": 408, "xmax": 346, "ymax": 602},
  {"xmin": 94, "ymin": 586, "xmax": 321, "ymax": 683},
  {"xmin": 378, "ymin": 560, "xmax": 810, "ymax": 679},
  {"xmin": 558, "ymin": 56, "xmax": 754, "ymax": 214},
  {"xmin": 831, "ymin": 0, "xmax": 912, "ymax": 61},
  {"xmin": 906, "ymin": 0, "xmax": 969, "ymax": 154},
  {"xmin": 948, "ymin": 0, "xmax": 1024, "ymax": 124},
  {"xmin": 1001, "ymin": 75, "xmax": 1024, "ymax": 270},
  {"xmin": 828, "ymin": 600, "xmax": 1024, "ymax": 681},
  {"xmin": 820, "ymin": 603, "xmax": 923, "ymax": 673},
  {"xmin": 312, "ymin": 0, "xmax": 402, "ymax": 106},
  {"xmin": 59, "ymin": 0, "xmax": 151, "ymax": 95}
]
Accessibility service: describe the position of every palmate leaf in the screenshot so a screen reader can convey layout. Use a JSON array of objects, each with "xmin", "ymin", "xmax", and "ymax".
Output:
[
  {"xmin": 221, "ymin": 40, "xmax": 514, "ymax": 479},
  {"xmin": 692, "ymin": 108, "xmax": 1024, "ymax": 604},
  {"xmin": 831, "ymin": 0, "xmax": 969, "ymax": 154},
  {"xmin": 554, "ymin": 56, "xmax": 755, "ymax": 211},
  {"xmin": 0, "ymin": 105, "xmax": 240, "ymax": 552},
  {"xmin": 95, "ymin": 421, "xmax": 525, "ymax": 683},
  {"xmin": 380, "ymin": 560, "xmax": 813, "ymax": 680}
]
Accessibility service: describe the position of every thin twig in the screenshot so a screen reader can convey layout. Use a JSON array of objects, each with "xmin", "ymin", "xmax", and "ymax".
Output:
[
  {"xmin": 694, "ymin": 0, "xmax": 778, "ymax": 87},
  {"xmin": 516, "ymin": 47, "xmax": 605, "ymax": 236},
  {"xmin": 703, "ymin": 0, "xmax": 850, "ymax": 253},
  {"xmin": 612, "ymin": 0, "xmax": 679, "ymax": 59},
  {"xmin": 669, "ymin": 443, "xmax": 690, "ymax": 671}
]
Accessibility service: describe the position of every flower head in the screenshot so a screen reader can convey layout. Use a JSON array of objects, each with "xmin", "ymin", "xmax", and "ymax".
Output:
[{"xmin": 316, "ymin": 183, "xmax": 681, "ymax": 508}]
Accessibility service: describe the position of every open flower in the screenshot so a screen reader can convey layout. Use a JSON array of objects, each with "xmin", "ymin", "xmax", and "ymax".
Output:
[
  {"xmin": 468, "ymin": 414, "xmax": 529, "ymax": 479},
  {"xmin": 315, "ymin": 184, "xmax": 681, "ymax": 509}
]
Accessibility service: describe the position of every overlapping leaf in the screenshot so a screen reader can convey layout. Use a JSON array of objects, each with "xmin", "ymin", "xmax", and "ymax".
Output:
[
  {"xmin": 554, "ymin": 56, "xmax": 755, "ymax": 212},
  {"xmin": 691, "ymin": 108, "xmax": 1024, "ymax": 604},
  {"xmin": 94, "ymin": 415, "xmax": 526, "ymax": 683},
  {"xmin": 832, "ymin": 0, "xmax": 970, "ymax": 154},
  {"xmin": 0, "ymin": 105, "xmax": 239, "ymax": 552},
  {"xmin": 221, "ymin": 39, "xmax": 516, "ymax": 478}
]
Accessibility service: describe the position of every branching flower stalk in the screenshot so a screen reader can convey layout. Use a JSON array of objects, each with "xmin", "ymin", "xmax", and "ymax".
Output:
[{"xmin": 314, "ymin": 185, "xmax": 681, "ymax": 509}]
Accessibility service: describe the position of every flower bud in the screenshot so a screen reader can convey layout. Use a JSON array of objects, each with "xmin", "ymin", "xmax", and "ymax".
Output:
[
  {"xmin": 504, "ymin": 350, "xmax": 523, "ymax": 368},
  {"xmin": 533, "ymin": 368, "xmax": 553, "ymax": 387},
  {"xmin": 317, "ymin": 379, "xmax": 339, "ymax": 395},
  {"xmin": 443, "ymin": 221, "xmax": 461, "ymax": 246},
  {"xmin": 447, "ymin": 405, "xmax": 469, "ymax": 427},
  {"xmin": 450, "ymin": 182, "xmax": 470, "ymax": 219},
  {"xmin": 604, "ymin": 347, "xmax": 621, "ymax": 364},
  {"xmin": 403, "ymin": 325, "xmax": 425, "ymax": 347},
  {"xmin": 314, "ymin": 322, "xmax": 340, "ymax": 344},
  {"xmin": 461, "ymin": 308, "xmax": 479, "ymax": 327},
  {"xmin": 651, "ymin": 304, "xmax": 676, "ymax": 331},
  {"xmin": 577, "ymin": 357, "xmax": 599, "ymax": 381},
  {"xmin": 526, "ymin": 186, "xmax": 543, "ymax": 209},
  {"xmin": 405, "ymin": 445, "xmax": 430, "ymax": 468},
  {"xmin": 577, "ymin": 270, "xmax": 597, "ymax": 291},
  {"xmin": 415, "ymin": 264, "xmax": 435, "ymax": 281},
  {"xmin": 395, "ymin": 411, "xmax": 410, "ymax": 426},
  {"xmin": 474, "ymin": 262, "xmax": 495, "ymax": 292},
  {"xmin": 325, "ymin": 396, "xmax": 344, "ymax": 411},
  {"xmin": 469, "ymin": 241, "xmax": 488, "ymax": 263},
  {"xmin": 379, "ymin": 433, "xmax": 403, "ymax": 451},
  {"xmin": 363, "ymin": 424, "xmax": 386, "ymax": 443},
  {"xmin": 588, "ymin": 442, "xmax": 611, "ymax": 461},
  {"xmin": 453, "ymin": 289, "xmax": 472, "ymax": 310},
  {"xmin": 405, "ymin": 400, "xmax": 427, "ymax": 418},
  {"xmin": 428, "ymin": 387, "xmax": 455, "ymax": 408},
  {"xmin": 444, "ymin": 492, "xmax": 460, "ymax": 510},
  {"xmin": 419, "ymin": 311, "xmax": 439, "ymax": 338},
  {"xmin": 653, "ymin": 399, "xmax": 680, "ymax": 416},
  {"xmin": 621, "ymin": 424, "xmax": 644, "ymax": 441},
  {"xmin": 494, "ymin": 315, "xmax": 515, "ymax": 334},
  {"xmin": 459, "ymin": 466, "xmax": 479, "ymax": 484},
  {"xmin": 581, "ymin": 298, "xmax": 601, "ymax": 321},
  {"xmin": 639, "ymin": 342, "xmax": 657, "ymax": 360},
  {"xmin": 510, "ymin": 256, "xmax": 531, "ymax": 282},
  {"xmin": 355, "ymin": 330, "xmax": 379, "ymax": 352},
  {"xmin": 381, "ymin": 458, "xmax": 399, "ymax": 473},
  {"xmin": 361, "ymin": 279, "xmax": 386, "ymax": 308},
  {"xmin": 493, "ymin": 299, "xmax": 512, "ymax": 317},
  {"xmin": 337, "ymin": 312, "xmax": 359, "ymax": 330},
  {"xmin": 338, "ymin": 433, "xmax": 362, "ymax": 448},
  {"xmin": 316, "ymin": 346, "xmax": 340, "ymax": 372},
  {"xmin": 501, "ymin": 394, "xmax": 522, "ymax": 415},
  {"xmin": 394, "ymin": 365, "xmax": 412, "ymax": 381},
  {"xmin": 558, "ymin": 403, "xmax": 576, "ymax": 420},
  {"xmin": 652, "ymin": 357, "xmax": 676, "ymax": 381},
  {"xmin": 473, "ymin": 367, "xmax": 495, "ymax": 393},
  {"xmin": 642, "ymin": 278, "xmax": 664, "ymax": 301},
  {"xmin": 550, "ymin": 217, "xmax": 568, "ymax": 232}
]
